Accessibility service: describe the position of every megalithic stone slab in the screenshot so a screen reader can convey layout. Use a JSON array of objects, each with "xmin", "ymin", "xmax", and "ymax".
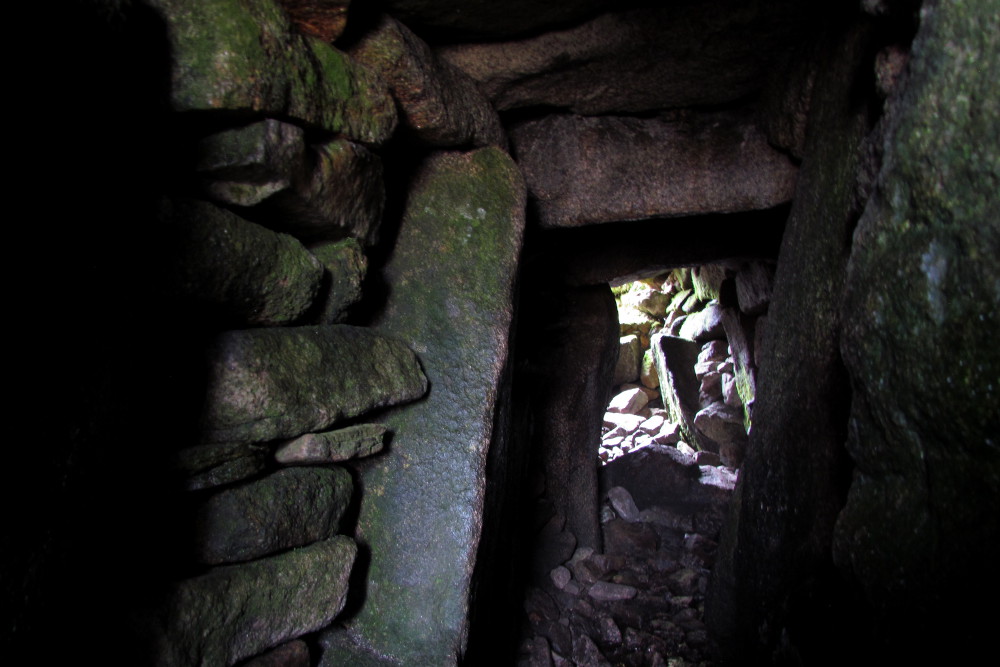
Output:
[
  {"xmin": 347, "ymin": 14, "xmax": 505, "ymax": 148},
  {"xmin": 834, "ymin": 0, "xmax": 1000, "ymax": 652},
  {"xmin": 144, "ymin": 0, "xmax": 396, "ymax": 144},
  {"xmin": 331, "ymin": 148, "xmax": 525, "ymax": 665},
  {"xmin": 201, "ymin": 325, "xmax": 427, "ymax": 443},
  {"xmin": 151, "ymin": 536, "xmax": 356, "ymax": 667},
  {"xmin": 193, "ymin": 466, "xmax": 353, "ymax": 564}
]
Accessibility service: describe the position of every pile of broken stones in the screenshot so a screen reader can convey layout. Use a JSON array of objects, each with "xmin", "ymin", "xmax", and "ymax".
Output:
[{"xmin": 517, "ymin": 264, "xmax": 771, "ymax": 666}]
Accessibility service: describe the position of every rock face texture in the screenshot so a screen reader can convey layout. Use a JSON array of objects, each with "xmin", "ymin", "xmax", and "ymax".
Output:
[
  {"xmin": 510, "ymin": 112, "xmax": 798, "ymax": 228},
  {"xmin": 327, "ymin": 148, "xmax": 525, "ymax": 664},
  {"xmin": 834, "ymin": 0, "xmax": 1000, "ymax": 652}
]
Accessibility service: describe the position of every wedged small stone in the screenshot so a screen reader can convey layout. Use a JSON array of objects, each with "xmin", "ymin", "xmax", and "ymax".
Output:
[
  {"xmin": 258, "ymin": 138, "xmax": 385, "ymax": 246},
  {"xmin": 722, "ymin": 373, "xmax": 742, "ymax": 408},
  {"xmin": 509, "ymin": 112, "xmax": 798, "ymax": 229},
  {"xmin": 679, "ymin": 303, "xmax": 727, "ymax": 343},
  {"xmin": 146, "ymin": 0, "xmax": 395, "ymax": 143},
  {"xmin": 196, "ymin": 119, "xmax": 306, "ymax": 207},
  {"xmin": 550, "ymin": 566, "xmax": 572, "ymax": 590},
  {"xmin": 275, "ymin": 424, "xmax": 387, "ymax": 464},
  {"xmin": 243, "ymin": 639, "xmax": 310, "ymax": 667},
  {"xmin": 194, "ymin": 467, "xmax": 353, "ymax": 564},
  {"xmin": 174, "ymin": 442, "xmax": 269, "ymax": 491},
  {"xmin": 612, "ymin": 334, "xmax": 642, "ymax": 385},
  {"xmin": 310, "ymin": 238, "xmax": 367, "ymax": 323},
  {"xmin": 735, "ymin": 261, "xmax": 774, "ymax": 316},
  {"xmin": 651, "ymin": 334, "xmax": 704, "ymax": 450},
  {"xmin": 277, "ymin": 0, "xmax": 351, "ymax": 42},
  {"xmin": 694, "ymin": 402, "xmax": 747, "ymax": 449},
  {"xmin": 201, "ymin": 325, "xmax": 427, "ymax": 443},
  {"xmin": 160, "ymin": 198, "xmax": 323, "ymax": 327},
  {"xmin": 607, "ymin": 486, "xmax": 640, "ymax": 522},
  {"xmin": 589, "ymin": 581, "xmax": 638, "ymax": 602},
  {"xmin": 151, "ymin": 536, "xmax": 356, "ymax": 667},
  {"xmin": 607, "ymin": 387, "xmax": 649, "ymax": 415},
  {"xmin": 347, "ymin": 14, "xmax": 505, "ymax": 147}
]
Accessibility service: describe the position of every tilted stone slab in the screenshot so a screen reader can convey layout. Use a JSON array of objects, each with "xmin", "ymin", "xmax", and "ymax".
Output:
[
  {"xmin": 145, "ymin": 0, "xmax": 396, "ymax": 144},
  {"xmin": 160, "ymin": 198, "xmax": 323, "ymax": 326},
  {"xmin": 330, "ymin": 148, "xmax": 525, "ymax": 664},
  {"xmin": 193, "ymin": 467, "xmax": 353, "ymax": 564},
  {"xmin": 275, "ymin": 424, "xmax": 387, "ymax": 464},
  {"xmin": 151, "ymin": 536, "xmax": 356, "ymax": 667},
  {"xmin": 201, "ymin": 325, "xmax": 427, "ymax": 443},
  {"xmin": 509, "ymin": 111, "xmax": 798, "ymax": 229},
  {"xmin": 651, "ymin": 334, "xmax": 705, "ymax": 451},
  {"xmin": 348, "ymin": 14, "xmax": 505, "ymax": 148}
]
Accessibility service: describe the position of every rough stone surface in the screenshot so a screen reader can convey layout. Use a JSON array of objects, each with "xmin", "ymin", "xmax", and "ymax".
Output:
[
  {"xmin": 277, "ymin": 0, "xmax": 351, "ymax": 42},
  {"xmin": 160, "ymin": 198, "xmax": 323, "ymax": 327},
  {"xmin": 678, "ymin": 303, "xmax": 727, "ymax": 343},
  {"xmin": 834, "ymin": 0, "xmax": 1000, "ymax": 654},
  {"xmin": 439, "ymin": 3, "xmax": 808, "ymax": 114},
  {"xmin": 691, "ymin": 265, "xmax": 728, "ymax": 303},
  {"xmin": 639, "ymin": 349, "xmax": 659, "ymax": 389},
  {"xmin": 174, "ymin": 442, "xmax": 269, "ymax": 491},
  {"xmin": 196, "ymin": 119, "xmax": 306, "ymax": 207},
  {"xmin": 145, "ymin": 0, "xmax": 396, "ymax": 143},
  {"xmin": 194, "ymin": 467, "xmax": 353, "ymax": 564},
  {"xmin": 333, "ymin": 148, "xmax": 525, "ymax": 665},
  {"xmin": 612, "ymin": 335, "xmax": 641, "ymax": 386},
  {"xmin": 382, "ymin": 0, "xmax": 612, "ymax": 40},
  {"xmin": 243, "ymin": 639, "xmax": 311, "ymax": 667},
  {"xmin": 150, "ymin": 536, "xmax": 356, "ymax": 667},
  {"xmin": 310, "ymin": 238, "xmax": 367, "ymax": 323},
  {"xmin": 256, "ymin": 138, "xmax": 385, "ymax": 246},
  {"xmin": 735, "ymin": 261, "xmax": 775, "ymax": 316},
  {"xmin": 201, "ymin": 325, "xmax": 427, "ymax": 443},
  {"xmin": 509, "ymin": 111, "xmax": 798, "ymax": 229},
  {"xmin": 650, "ymin": 335, "xmax": 705, "ymax": 451},
  {"xmin": 347, "ymin": 14, "xmax": 505, "ymax": 147},
  {"xmin": 706, "ymin": 22, "xmax": 872, "ymax": 664},
  {"xmin": 275, "ymin": 423, "xmax": 386, "ymax": 464}
]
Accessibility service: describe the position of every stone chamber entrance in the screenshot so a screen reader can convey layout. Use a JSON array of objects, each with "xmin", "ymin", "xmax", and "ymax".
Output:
[{"xmin": 9, "ymin": 2, "xmax": 999, "ymax": 666}]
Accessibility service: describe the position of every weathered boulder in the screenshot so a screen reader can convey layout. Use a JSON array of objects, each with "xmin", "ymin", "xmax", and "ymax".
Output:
[
  {"xmin": 650, "ymin": 335, "xmax": 704, "ymax": 451},
  {"xmin": 201, "ymin": 325, "xmax": 427, "ymax": 443},
  {"xmin": 509, "ymin": 111, "xmax": 798, "ymax": 229},
  {"xmin": 174, "ymin": 442, "xmax": 269, "ymax": 491},
  {"xmin": 150, "ymin": 536, "xmax": 356, "ymax": 667},
  {"xmin": 834, "ymin": 0, "xmax": 1000, "ymax": 655},
  {"xmin": 160, "ymin": 198, "xmax": 323, "ymax": 326},
  {"xmin": 196, "ymin": 119, "xmax": 306, "ymax": 207},
  {"xmin": 347, "ymin": 14, "xmax": 505, "ymax": 147},
  {"xmin": 193, "ymin": 467, "xmax": 352, "ymax": 564},
  {"xmin": 274, "ymin": 424, "xmax": 386, "ymax": 464},
  {"xmin": 145, "ymin": 0, "xmax": 395, "ymax": 143},
  {"xmin": 310, "ymin": 237, "xmax": 367, "ymax": 323},
  {"xmin": 612, "ymin": 335, "xmax": 641, "ymax": 385},
  {"xmin": 276, "ymin": 0, "xmax": 351, "ymax": 42},
  {"xmin": 607, "ymin": 387, "xmax": 649, "ymax": 415},
  {"xmin": 678, "ymin": 303, "xmax": 727, "ymax": 343},
  {"xmin": 331, "ymin": 148, "xmax": 525, "ymax": 664},
  {"xmin": 706, "ymin": 20, "xmax": 872, "ymax": 664},
  {"xmin": 438, "ymin": 2, "xmax": 808, "ymax": 114},
  {"xmin": 693, "ymin": 402, "xmax": 747, "ymax": 467},
  {"xmin": 691, "ymin": 265, "xmax": 728, "ymax": 303}
]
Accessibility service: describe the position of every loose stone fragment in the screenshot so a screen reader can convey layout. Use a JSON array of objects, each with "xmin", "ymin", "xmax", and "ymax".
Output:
[
  {"xmin": 197, "ymin": 119, "xmax": 306, "ymax": 207},
  {"xmin": 275, "ymin": 424, "xmax": 387, "ymax": 464},
  {"xmin": 607, "ymin": 486, "xmax": 641, "ymax": 523},
  {"xmin": 151, "ymin": 536, "xmax": 356, "ymax": 667},
  {"xmin": 607, "ymin": 388, "xmax": 649, "ymax": 415},
  {"xmin": 310, "ymin": 238, "xmax": 367, "ymax": 323},
  {"xmin": 146, "ymin": 0, "xmax": 396, "ymax": 143},
  {"xmin": 589, "ymin": 581, "xmax": 638, "ymax": 602},
  {"xmin": 550, "ymin": 566, "xmax": 572, "ymax": 590},
  {"xmin": 201, "ymin": 325, "xmax": 427, "ymax": 443},
  {"xmin": 160, "ymin": 198, "xmax": 323, "ymax": 327},
  {"xmin": 347, "ymin": 14, "xmax": 505, "ymax": 147},
  {"xmin": 194, "ymin": 467, "xmax": 353, "ymax": 564}
]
